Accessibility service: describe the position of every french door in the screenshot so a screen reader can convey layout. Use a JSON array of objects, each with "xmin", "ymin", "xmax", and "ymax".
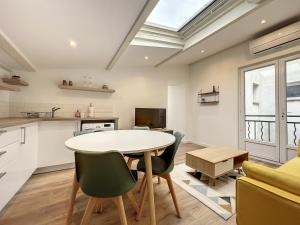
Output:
[{"xmin": 239, "ymin": 54, "xmax": 300, "ymax": 163}]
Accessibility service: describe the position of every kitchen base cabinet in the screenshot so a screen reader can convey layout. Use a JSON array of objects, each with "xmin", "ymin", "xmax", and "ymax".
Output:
[
  {"xmin": 37, "ymin": 121, "xmax": 79, "ymax": 169},
  {"xmin": 0, "ymin": 123, "xmax": 38, "ymax": 211}
]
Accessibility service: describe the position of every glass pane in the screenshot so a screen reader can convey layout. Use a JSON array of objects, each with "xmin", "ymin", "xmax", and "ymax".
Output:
[
  {"xmin": 286, "ymin": 58, "xmax": 300, "ymax": 147},
  {"xmin": 146, "ymin": 0, "xmax": 215, "ymax": 31},
  {"xmin": 244, "ymin": 65, "xmax": 276, "ymax": 143}
]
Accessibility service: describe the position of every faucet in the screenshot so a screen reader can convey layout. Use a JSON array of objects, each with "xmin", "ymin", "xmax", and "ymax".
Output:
[{"xmin": 51, "ymin": 107, "xmax": 61, "ymax": 118}]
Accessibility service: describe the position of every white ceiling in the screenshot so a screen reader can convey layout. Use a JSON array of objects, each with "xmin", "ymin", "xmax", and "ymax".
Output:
[
  {"xmin": 116, "ymin": 45, "xmax": 179, "ymax": 67},
  {"xmin": 0, "ymin": 0, "xmax": 147, "ymax": 69},
  {"xmin": 0, "ymin": 0, "xmax": 299, "ymax": 70},
  {"xmin": 0, "ymin": 49, "xmax": 23, "ymax": 71},
  {"xmin": 164, "ymin": 0, "xmax": 300, "ymax": 65}
]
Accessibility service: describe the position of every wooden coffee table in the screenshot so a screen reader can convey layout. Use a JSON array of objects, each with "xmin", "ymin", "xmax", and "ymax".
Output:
[{"xmin": 186, "ymin": 147, "xmax": 248, "ymax": 186}]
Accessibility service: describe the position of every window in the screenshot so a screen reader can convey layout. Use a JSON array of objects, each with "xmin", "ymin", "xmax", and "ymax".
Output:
[{"xmin": 146, "ymin": 0, "xmax": 215, "ymax": 31}]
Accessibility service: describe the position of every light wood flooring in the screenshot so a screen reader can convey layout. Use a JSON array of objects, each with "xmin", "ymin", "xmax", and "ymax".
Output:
[{"xmin": 0, "ymin": 143, "xmax": 237, "ymax": 225}]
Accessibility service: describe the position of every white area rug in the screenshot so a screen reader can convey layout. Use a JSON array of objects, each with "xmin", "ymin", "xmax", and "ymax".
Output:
[{"xmin": 171, "ymin": 164, "xmax": 242, "ymax": 220}]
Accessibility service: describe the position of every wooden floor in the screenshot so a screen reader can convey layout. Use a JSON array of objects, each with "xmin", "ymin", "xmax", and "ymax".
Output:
[{"xmin": 0, "ymin": 143, "xmax": 237, "ymax": 225}]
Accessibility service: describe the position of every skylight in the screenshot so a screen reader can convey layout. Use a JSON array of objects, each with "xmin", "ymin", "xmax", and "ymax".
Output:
[{"xmin": 146, "ymin": 0, "xmax": 215, "ymax": 31}]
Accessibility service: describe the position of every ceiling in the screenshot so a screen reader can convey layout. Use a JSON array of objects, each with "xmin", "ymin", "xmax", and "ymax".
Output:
[
  {"xmin": 0, "ymin": 49, "xmax": 23, "ymax": 71},
  {"xmin": 163, "ymin": 0, "xmax": 300, "ymax": 65},
  {"xmin": 116, "ymin": 45, "xmax": 179, "ymax": 67},
  {"xmin": 0, "ymin": 0, "xmax": 147, "ymax": 69},
  {"xmin": 0, "ymin": 0, "xmax": 299, "ymax": 70},
  {"xmin": 117, "ymin": 0, "xmax": 300, "ymax": 67}
]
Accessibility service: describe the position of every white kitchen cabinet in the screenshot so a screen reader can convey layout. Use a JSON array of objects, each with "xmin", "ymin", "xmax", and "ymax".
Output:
[
  {"xmin": 0, "ymin": 123, "xmax": 38, "ymax": 211},
  {"xmin": 37, "ymin": 121, "xmax": 79, "ymax": 169},
  {"xmin": 20, "ymin": 123, "xmax": 39, "ymax": 175}
]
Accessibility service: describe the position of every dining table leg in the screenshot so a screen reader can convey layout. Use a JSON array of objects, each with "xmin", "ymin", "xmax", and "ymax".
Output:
[{"xmin": 144, "ymin": 151, "xmax": 156, "ymax": 225}]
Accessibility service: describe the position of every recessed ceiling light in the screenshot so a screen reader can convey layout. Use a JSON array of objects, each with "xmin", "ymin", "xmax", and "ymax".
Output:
[
  {"xmin": 144, "ymin": 56, "xmax": 149, "ymax": 60},
  {"xmin": 261, "ymin": 19, "xmax": 266, "ymax": 24},
  {"xmin": 201, "ymin": 49, "xmax": 205, "ymax": 53},
  {"xmin": 69, "ymin": 40, "xmax": 77, "ymax": 48}
]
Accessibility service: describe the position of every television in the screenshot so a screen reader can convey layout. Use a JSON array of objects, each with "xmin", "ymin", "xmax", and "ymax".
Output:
[{"xmin": 135, "ymin": 108, "xmax": 166, "ymax": 129}]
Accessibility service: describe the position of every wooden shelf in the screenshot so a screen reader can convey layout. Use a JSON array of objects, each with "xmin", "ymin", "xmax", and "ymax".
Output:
[
  {"xmin": 2, "ymin": 78, "xmax": 29, "ymax": 86},
  {"xmin": 0, "ymin": 82, "xmax": 20, "ymax": 91},
  {"xmin": 200, "ymin": 101, "xmax": 219, "ymax": 104},
  {"xmin": 58, "ymin": 84, "xmax": 115, "ymax": 93},
  {"xmin": 198, "ymin": 91, "xmax": 219, "ymax": 96}
]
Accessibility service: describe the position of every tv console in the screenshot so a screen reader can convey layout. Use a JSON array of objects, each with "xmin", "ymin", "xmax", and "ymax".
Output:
[{"xmin": 151, "ymin": 128, "xmax": 173, "ymax": 134}]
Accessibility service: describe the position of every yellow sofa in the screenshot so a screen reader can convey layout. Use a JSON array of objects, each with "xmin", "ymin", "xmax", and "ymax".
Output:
[{"xmin": 236, "ymin": 140, "xmax": 300, "ymax": 225}]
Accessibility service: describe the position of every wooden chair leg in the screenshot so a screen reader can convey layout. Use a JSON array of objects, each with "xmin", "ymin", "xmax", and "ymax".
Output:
[
  {"xmin": 66, "ymin": 173, "xmax": 80, "ymax": 225},
  {"xmin": 114, "ymin": 196, "xmax": 128, "ymax": 225},
  {"xmin": 127, "ymin": 157, "xmax": 135, "ymax": 169},
  {"xmin": 154, "ymin": 150, "xmax": 161, "ymax": 184},
  {"xmin": 80, "ymin": 197, "xmax": 97, "ymax": 225},
  {"xmin": 136, "ymin": 180, "xmax": 148, "ymax": 221},
  {"xmin": 138, "ymin": 174, "xmax": 146, "ymax": 193},
  {"xmin": 126, "ymin": 191, "xmax": 139, "ymax": 214},
  {"xmin": 163, "ymin": 173, "xmax": 181, "ymax": 218},
  {"xmin": 94, "ymin": 198, "xmax": 103, "ymax": 213}
]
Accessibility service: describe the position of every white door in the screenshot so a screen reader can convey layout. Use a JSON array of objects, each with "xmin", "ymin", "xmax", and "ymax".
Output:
[
  {"xmin": 279, "ymin": 54, "xmax": 300, "ymax": 163},
  {"xmin": 239, "ymin": 61, "xmax": 280, "ymax": 162}
]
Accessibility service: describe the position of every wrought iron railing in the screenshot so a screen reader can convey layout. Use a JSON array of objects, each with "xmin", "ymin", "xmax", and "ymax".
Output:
[{"xmin": 245, "ymin": 115, "xmax": 300, "ymax": 146}]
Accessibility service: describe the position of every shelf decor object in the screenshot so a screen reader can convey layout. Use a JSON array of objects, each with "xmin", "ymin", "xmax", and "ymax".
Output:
[
  {"xmin": 2, "ymin": 76, "xmax": 29, "ymax": 86},
  {"xmin": 58, "ymin": 84, "xmax": 115, "ymax": 93},
  {"xmin": 0, "ymin": 81, "xmax": 20, "ymax": 91},
  {"xmin": 198, "ymin": 85, "xmax": 219, "ymax": 104}
]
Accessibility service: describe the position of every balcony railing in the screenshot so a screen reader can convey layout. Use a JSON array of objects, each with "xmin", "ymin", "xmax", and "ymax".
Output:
[{"xmin": 245, "ymin": 115, "xmax": 300, "ymax": 146}]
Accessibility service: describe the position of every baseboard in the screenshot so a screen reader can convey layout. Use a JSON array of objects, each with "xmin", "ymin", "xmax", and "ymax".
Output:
[
  {"xmin": 249, "ymin": 155, "xmax": 282, "ymax": 166},
  {"xmin": 34, "ymin": 163, "xmax": 75, "ymax": 174}
]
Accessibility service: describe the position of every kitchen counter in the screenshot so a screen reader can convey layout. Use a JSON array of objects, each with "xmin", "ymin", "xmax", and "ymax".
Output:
[{"xmin": 0, "ymin": 117, "xmax": 119, "ymax": 129}]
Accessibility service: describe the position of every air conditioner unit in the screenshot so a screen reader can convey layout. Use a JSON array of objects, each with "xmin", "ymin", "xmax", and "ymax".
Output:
[{"xmin": 249, "ymin": 21, "xmax": 300, "ymax": 55}]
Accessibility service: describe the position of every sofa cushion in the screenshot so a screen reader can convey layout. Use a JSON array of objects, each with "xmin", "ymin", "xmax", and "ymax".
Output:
[
  {"xmin": 277, "ymin": 157, "xmax": 300, "ymax": 178},
  {"xmin": 243, "ymin": 161, "xmax": 300, "ymax": 196}
]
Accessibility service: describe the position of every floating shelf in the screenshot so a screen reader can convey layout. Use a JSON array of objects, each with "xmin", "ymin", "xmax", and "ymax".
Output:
[
  {"xmin": 58, "ymin": 84, "xmax": 115, "ymax": 93},
  {"xmin": 198, "ymin": 86, "xmax": 219, "ymax": 104},
  {"xmin": 199, "ymin": 91, "xmax": 219, "ymax": 96},
  {"xmin": 2, "ymin": 77, "xmax": 29, "ymax": 86},
  {"xmin": 200, "ymin": 101, "xmax": 219, "ymax": 104},
  {"xmin": 0, "ymin": 82, "xmax": 20, "ymax": 91}
]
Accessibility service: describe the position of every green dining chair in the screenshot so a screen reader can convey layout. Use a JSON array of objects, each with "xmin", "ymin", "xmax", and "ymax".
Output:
[
  {"xmin": 136, "ymin": 131, "xmax": 184, "ymax": 220},
  {"xmin": 66, "ymin": 130, "xmax": 139, "ymax": 225},
  {"xmin": 123, "ymin": 126, "xmax": 150, "ymax": 168},
  {"xmin": 75, "ymin": 151, "xmax": 138, "ymax": 225}
]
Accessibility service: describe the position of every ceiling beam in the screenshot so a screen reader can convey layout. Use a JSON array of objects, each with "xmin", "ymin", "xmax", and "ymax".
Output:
[
  {"xmin": 105, "ymin": 0, "xmax": 159, "ymax": 70},
  {"xmin": 0, "ymin": 62, "xmax": 12, "ymax": 73},
  {"xmin": 0, "ymin": 29, "xmax": 37, "ymax": 72}
]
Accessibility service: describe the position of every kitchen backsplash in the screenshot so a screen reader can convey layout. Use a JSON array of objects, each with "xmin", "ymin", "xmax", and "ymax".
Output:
[{"xmin": 9, "ymin": 102, "xmax": 114, "ymax": 118}]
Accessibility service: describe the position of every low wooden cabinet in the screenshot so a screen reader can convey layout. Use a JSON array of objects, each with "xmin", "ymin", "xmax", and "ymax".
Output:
[{"xmin": 186, "ymin": 147, "xmax": 248, "ymax": 185}]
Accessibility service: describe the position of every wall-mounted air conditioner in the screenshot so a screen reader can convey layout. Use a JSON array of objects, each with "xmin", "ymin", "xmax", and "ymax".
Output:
[{"xmin": 249, "ymin": 21, "xmax": 300, "ymax": 55}]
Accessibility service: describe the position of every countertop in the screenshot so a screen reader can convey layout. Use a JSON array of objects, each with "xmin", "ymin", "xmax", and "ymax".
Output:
[{"xmin": 0, "ymin": 117, "xmax": 119, "ymax": 129}]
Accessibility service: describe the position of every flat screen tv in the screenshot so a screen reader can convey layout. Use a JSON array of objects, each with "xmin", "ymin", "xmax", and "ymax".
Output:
[{"xmin": 135, "ymin": 108, "xmax": 166, "ymax": 129}]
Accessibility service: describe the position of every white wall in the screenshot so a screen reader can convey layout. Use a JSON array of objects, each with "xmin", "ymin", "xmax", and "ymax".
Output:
[
  {"xmin": 188, "ymin": 42, "xmax": 300, "ymax": 148},
  {"xmin": 9, "ymin": 65, "xmax": 189, "ymax": 131},
  {"xmin": 167, "ymin": 83, "xmax": 188, "ymax": 134},
  {"xmin": 0, "ymin": 68, "xmax": 10, "ymax": 117},
  {"xmin": 188, "ymin": 43, "xmax": 248, "ymax": 147}
]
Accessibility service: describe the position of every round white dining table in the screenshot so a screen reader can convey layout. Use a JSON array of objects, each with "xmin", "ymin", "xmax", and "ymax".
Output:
[{"xmin": 65, "ymin": 130, "xmax": 176, "ymax": 225}]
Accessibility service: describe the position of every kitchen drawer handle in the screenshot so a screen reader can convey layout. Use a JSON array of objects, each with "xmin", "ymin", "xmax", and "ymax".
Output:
[
  {"xmin": 0, "ymin": 130, "xmax": 7, "ymax": 135},
  {"xmin": 0, "ymin": 151, "xmax": 7, "ymax": 157},
  {"xmin": 0, "ymin": 172, "xmax": 6, "ymax": 180},
  {"xmin": 21, "ymin": 127, "xmax": 26, "ymax": 144}
]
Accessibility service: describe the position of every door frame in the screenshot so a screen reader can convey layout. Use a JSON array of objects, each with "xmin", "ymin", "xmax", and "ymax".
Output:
[
  {"xmin": 278, "ymin": 53, "xmax": 300, "ymax": 163},
  {"xmin": 238, "ymin": 60, "xmax": 280, "ymax": 162}
]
